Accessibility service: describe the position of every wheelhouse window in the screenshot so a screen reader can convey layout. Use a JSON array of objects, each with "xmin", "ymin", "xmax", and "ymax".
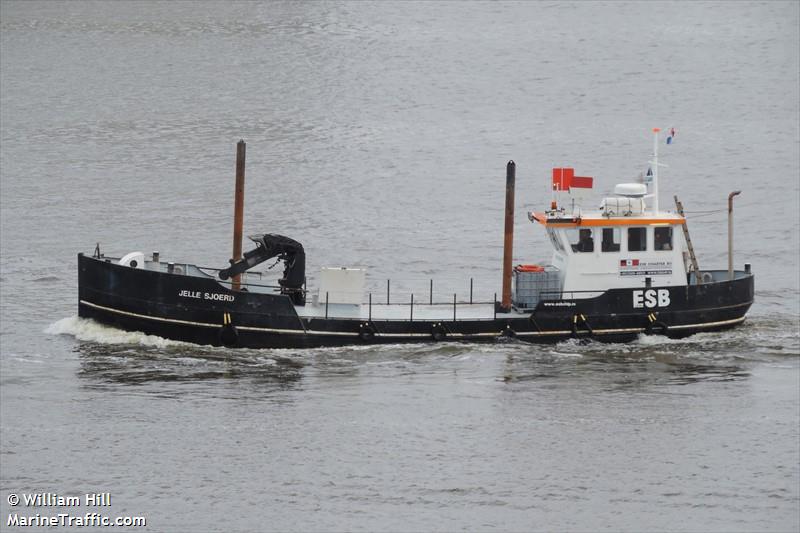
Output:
[
  {"xmin": 567, "ymin": 228, "xmax": 594, "ymax": 253},
  {"xmin": 654, "ymin": 226, "xmax": 673, "ymax": 251},
  {"xmin": 601, "ymin": 228, "xmax": 621, "ymax": 252},
  {"xmin": 628, "ymin": 227, "xmax": 647, "ymax": 251}
]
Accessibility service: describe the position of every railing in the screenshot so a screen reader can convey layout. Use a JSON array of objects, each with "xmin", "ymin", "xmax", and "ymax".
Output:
[
  {"xmin": 197, "ymin": 267, "xmax": 500, "ymax": 316},
  {"xmin": 322, "ymin": 293, "xmax": 499, "ymax": 321},
  {"xmin": 314, "ymin": 277, "xmax": 498, "ymax": 320},
  {"xmin": 366, "ymin": 276, "xmax": 482, "ymax": 306}
]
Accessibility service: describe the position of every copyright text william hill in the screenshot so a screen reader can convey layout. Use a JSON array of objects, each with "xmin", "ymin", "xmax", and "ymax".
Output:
[{"xmin": 6, "ymin": 492, "xmax": 146, "ymax": 528}]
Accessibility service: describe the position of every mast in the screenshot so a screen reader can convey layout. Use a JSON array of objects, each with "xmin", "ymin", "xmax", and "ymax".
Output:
[{"xmin": 651, "ymin": 127, "xmax": 660, "ymax": 213}]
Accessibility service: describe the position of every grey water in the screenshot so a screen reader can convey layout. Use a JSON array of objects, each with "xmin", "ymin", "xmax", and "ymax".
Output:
[{"xmin": 1, "ymin": 1, "xmax": 798, "ymax": 531}]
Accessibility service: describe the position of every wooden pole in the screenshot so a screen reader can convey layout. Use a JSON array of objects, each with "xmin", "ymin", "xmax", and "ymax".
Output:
[
  {"xmin": 501, "ymin": 161, "xmax": 515, "ymax": 311},
  {"xmin": 231, "ymin": 140, "xmax": 246, "ymax": 290}
]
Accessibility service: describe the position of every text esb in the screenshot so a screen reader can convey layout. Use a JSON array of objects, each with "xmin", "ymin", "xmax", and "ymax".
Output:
[{"xmin": 633, "ymin": 289, "xmax": 670, "ymax": 309}]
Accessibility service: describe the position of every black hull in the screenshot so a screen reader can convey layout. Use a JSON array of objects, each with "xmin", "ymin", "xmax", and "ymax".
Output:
[{"xmin": 78, "ymin": 254, "xmax": 754, "ymax": 349}]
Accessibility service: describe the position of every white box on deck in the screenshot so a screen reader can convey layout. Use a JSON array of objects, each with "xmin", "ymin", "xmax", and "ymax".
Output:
[{"xmin": 318, "ymin": 268, "xmax": 365, "ymax": 305}]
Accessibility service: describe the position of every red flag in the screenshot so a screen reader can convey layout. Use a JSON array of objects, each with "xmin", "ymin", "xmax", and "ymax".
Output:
[
  {"xmin": 552, "ymin": 168, "xmax": 574, "ymax": 191},
  {"xmin": 571, "ymin": 175, "xmax": 593, "ymax": 189}
]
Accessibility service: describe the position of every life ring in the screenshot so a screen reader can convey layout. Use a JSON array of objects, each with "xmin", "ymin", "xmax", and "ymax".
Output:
[
  {"xmin": 431, "ymin": 323, "xmax": 447, "ymax": 341},
  {"xmin": 516, "ymin": 264, "xmax": 545, "ymax": 273},
  {"xmin": 358, "ymin": 322, "xmax": 376, "ymax": 341}
]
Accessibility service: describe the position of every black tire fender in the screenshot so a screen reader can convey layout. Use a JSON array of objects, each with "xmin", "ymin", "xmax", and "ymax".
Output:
[
  {"xmin": 431, "ymin": 323, "xmax": 447, "ymax": 341},
  {"xmin": 502, "ymin": 324, "xmax": 517, "ymax": 338},
  {"xmin": 646, "ymin": 321, "xmax": 669, "ymax": 335},
  {"xmin": 219, "ymin": 324, "xmax": 239, "ymax": 347},
  {"xmin": 571, "ymin": 313, "xmax": 592, "ymax": 337},
  {"xmin": 359, "ymin": 322, "xmax": 376, "ymax": 341}
]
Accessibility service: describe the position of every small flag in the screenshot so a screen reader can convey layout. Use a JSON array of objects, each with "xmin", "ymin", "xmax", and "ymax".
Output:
[
  {"xmin": 571, "ymin": 175, "xmax": 594, "ymax": 189},
  {"xmin": 552, "ymin": 167, "xmax": 592, "ymax": 191},
  {"xmin": 552, "ymin": 167, "xmax": 574, "ymax": 191},
  {"xmin": 666, "ymin": 127, "xmax": 676, "ymax": 144}
]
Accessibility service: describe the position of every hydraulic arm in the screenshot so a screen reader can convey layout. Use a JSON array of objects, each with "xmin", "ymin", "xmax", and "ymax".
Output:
[{"xmin": 219, "ymin": 234, "xmax": 306, "ymax": 305}]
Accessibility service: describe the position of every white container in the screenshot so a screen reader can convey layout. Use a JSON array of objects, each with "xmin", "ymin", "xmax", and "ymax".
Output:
[
  {"xmin": 600, "ymin": 197, "xmax": 645, "ymax": 216},
  {"xmin": 318, "ymin": 267, "xmax": 365, "ymax": 305}
]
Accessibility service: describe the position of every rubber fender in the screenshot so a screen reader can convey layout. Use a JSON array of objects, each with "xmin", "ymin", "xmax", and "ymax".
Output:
[
  {"xmin": 219, "ymin": 324, "xmax": 239, "ymax": 347},
  {"xmin": 646, "ymin": 321, "xmax": 669, "ymax": 335},
  {"xmin": 431, "ymin": 323, "xmax": 447, "ymax": 341},
  {"xmin": 502, "ymin": 325, "xmax": 517, "ymax": 338},
  {"xmin": 571, "ymin": 313, "xmax": 593, "ymax": 337},
  {"xmin": 359, "ymin": 322, "xmax": 376, "ymax": 341}
]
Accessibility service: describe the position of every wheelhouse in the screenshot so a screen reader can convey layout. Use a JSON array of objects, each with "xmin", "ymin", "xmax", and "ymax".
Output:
[
  {"xmin": 529, "ymin": 212, "xmax": 688, "ymax": 294},
  {"xmin": 514, "ymin": 130, "xmax": 694, "ymax": 308}
]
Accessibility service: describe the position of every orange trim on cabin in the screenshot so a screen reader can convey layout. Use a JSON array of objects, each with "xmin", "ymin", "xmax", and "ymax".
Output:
[{"xmin": 530, "ymin": 212, "xmax": 685, "ymax": 227}]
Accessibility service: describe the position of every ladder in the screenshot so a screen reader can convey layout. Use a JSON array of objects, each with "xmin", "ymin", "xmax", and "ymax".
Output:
[{"xmin": 674, "ymin": 195, "xmax": 703, "ymax": 284}]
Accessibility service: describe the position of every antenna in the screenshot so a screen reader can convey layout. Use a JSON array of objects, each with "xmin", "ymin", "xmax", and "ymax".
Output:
[{"xmin": 651, "ymin": 128, "xmax": 660, "ymax": 213}]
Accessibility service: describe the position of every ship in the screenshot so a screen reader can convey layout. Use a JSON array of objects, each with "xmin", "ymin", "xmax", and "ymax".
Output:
[{"xmin": 77, "ymin": 129, "xmax": 754, "ymax": 348}]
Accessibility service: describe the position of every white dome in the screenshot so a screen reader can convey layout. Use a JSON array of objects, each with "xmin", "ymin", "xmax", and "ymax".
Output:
[{"xmin": 613, "ymin": 183, "xmax": 648, "ymax": 197}]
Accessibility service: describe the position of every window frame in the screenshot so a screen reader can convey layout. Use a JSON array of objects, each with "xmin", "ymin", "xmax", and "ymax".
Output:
[
  {"xmin": 654, "ymin": 226, "xmax": 673, "ymax": 251},
  {"xmin": 601, "ymin": 227, "xmax": 621, "ymax": 253},
  {"xmin": 567, "ymin": 228, "xmax": 595, "ymax": 253},
  {"xmin": 627, "ymin": 227, "xmax": 647, "ymax": 252}
]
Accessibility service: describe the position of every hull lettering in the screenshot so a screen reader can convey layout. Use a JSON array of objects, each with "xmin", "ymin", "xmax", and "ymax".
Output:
[
  {"xmin": 633, "ymin": 289, "xmax": 670, "ymax": 309},
  {"xmin": 178, "ymin": 290, "xmax": 235, "ymax": 302}
]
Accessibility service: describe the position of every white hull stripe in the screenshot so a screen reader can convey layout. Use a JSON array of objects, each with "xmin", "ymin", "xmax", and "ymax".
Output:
[
  {"xmin": 80, "ymin": 300, "xmax": 350, "ymax": 336},
  {"xmin": 80, "ymin": 300, "xmax": 745, "ymax": 338}
]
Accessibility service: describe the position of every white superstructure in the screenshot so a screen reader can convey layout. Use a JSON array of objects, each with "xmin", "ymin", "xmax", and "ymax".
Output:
[{"xmin": 525, "ymin": 128, "xmax": 689, "ymax": 299}]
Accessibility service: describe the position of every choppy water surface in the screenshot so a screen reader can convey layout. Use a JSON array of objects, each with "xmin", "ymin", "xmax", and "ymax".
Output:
[{"xmin": 1, "ymin": 2, "xmax": 798, "ymax": 531}]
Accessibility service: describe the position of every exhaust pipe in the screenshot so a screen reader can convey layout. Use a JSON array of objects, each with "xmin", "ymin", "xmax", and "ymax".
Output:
[
  {"xmin": 728, "ymin": 190, "xmax": 741, "ymax": 280},
  {"xmin": 501, "ymin": 161, "xmax": 515, "ymax": 312}
]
